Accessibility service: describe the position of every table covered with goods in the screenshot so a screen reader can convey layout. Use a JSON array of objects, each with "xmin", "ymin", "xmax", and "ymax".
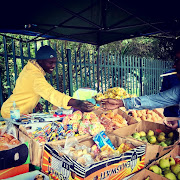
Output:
[{"xmin": 0, "ymin": 87, "xmax": 180, "ymax": 180}]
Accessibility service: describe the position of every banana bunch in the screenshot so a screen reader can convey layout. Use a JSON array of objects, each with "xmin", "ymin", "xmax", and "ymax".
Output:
[{"xmin": 95, "ymin": 87, "xmax": 136, "ymax": 101}]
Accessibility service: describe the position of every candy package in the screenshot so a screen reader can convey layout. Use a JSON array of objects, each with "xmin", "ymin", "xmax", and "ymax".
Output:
[{"xmin": 93, "ymin": 131, "xmax": 115, "ymax": 153}]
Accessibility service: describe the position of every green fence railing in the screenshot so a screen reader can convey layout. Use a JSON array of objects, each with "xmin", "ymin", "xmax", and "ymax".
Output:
[{"xmin": 0, "ymin": 36, "xmax": 174, "ymax": 110}]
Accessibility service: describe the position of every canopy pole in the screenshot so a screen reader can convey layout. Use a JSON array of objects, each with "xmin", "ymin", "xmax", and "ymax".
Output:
[{"xmin": 97, "ymin": 46, "xmax": 100, "ymax": 92}]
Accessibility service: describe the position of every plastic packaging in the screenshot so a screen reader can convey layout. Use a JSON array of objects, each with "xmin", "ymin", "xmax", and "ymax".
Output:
[
  {"xmin": 93, "ymin": 131, "xmax": 115, "ymax": 152},
  {"xmin": 10, "ymin": 101, "xmax": 20, "ymax": 121}
]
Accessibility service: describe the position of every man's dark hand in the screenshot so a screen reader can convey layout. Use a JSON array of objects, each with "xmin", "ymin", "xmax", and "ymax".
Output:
[
  {"xmin": 100, "ymin": 98, "xmax": 124, "ymax": 110},
  {"xmin": 68, "ymin": 99, "xmax": 94, "ymax": 112},
  {"xmin": 163, "ymin": 119, "xmax": 178, "ymax": 131},
  {"xmin": 35, "ymin": 102, "xmax": 43, "ymax": 112}
]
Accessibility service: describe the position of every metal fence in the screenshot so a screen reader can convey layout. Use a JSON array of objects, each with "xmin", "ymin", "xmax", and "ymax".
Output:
[{"xmin": 0, "ymin": 36, "xmax": 174, "ymax": 110}]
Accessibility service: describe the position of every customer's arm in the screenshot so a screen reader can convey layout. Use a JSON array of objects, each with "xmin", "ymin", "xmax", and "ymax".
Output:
[
  {"xmin": 123, "ymin": 85, "xmax": 180, "ymax": 110},
  {"xmin": 101, "ymin": 85, "xmax": 180, "ymax": 111}
]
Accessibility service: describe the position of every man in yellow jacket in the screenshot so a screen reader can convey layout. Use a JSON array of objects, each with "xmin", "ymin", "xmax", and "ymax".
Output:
[{"xmin": 1, "ymin": 45, "xmax": 94, "ymax": 118}]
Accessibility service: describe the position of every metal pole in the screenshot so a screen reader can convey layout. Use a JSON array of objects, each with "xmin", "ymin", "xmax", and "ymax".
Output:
[
  {"xmin": 97, "ymin": 46, "xmax": 100, "ymax": 92},
  {"xmin": 67, "ymin": 49, "xmax": 73, "ymax": 96}
]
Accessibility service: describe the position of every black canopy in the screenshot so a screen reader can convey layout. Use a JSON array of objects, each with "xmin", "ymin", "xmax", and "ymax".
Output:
[{"xmin": 1, "ymin": 0, "xmax": 180, "ymax": 45}]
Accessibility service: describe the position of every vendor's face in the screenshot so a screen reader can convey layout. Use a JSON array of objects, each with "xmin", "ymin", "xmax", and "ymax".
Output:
[{"xmin": 38, "ymin": 57, "xmax": 57, "ymax": 74}]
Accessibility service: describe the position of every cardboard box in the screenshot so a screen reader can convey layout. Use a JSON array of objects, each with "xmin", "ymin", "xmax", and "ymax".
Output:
[
  {"xmin": 127, "ymin": 169, "xmax": 167, "ymax": 180},
  {"xmin": 18, "ymin": 127, "xmax": 33, "ymax": 163},
  {"xmin": 112, "ymin": 120, "xmax": 179, "ymax": 165},
  {"xmin": 5, "ymin": 170, "xmax": 49, "ymax": 180},
  {"xmin": 41, "ymin": 134, "xmax": 146, "ymax": 180},
  {"xmin": 0, "ymin": 164, "xmax": 29, "ymax": 179},
  {"xmin": 19, "ymin": 124, "xmax": 91, "ymax": 167},
  {"xmin": 94, "ymin": 108, "xmax": 138, "ymax": 126},
  {"xmin": 18, "ymin": 125, "xmax": 44, "ymax": 167},
  {"xmin": 137, "ymin": 145, "xmax": 180, "ymax": 180},
  {"xmin": 147, "ymin": 144, "xmax": 180, "ymax": 168},
  {"xmin": 0, "ymin": 125, "xmax": 31, "ymax": 171}
]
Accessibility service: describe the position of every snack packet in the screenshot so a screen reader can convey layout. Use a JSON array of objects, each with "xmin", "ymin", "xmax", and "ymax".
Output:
[{"xmin": 93, "ymin": 131, "xmax": 115, "ymax": 153}]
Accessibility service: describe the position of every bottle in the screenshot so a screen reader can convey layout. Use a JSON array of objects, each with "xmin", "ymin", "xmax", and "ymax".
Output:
[
  {"xmin": 55, "ymin": 107, "xmax": 63, "ymax": 115},
  {"xmin": 10, "ymin": 101, "xmax": 20, "ymax": 121}
]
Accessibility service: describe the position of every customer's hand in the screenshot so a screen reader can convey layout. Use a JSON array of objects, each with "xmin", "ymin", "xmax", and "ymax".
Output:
[
  {"xmin": 68, "ymin": 99, "xmax": 95, "ymax": 112},
  {"xmin": 100, "ymin": 98, "xmax": 124, "ymax": 110},
  {"xmin": 163, "ymin": 119, "xmax": 179, "ymax": 131}
]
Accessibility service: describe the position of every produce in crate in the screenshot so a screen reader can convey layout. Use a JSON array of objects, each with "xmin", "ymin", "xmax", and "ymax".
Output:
[
  {"xmin": 95, "ymin": 87, "xmax": 136, "ymax": 101},
  {"xmin": 149, "ymin": 157, "xmax": 180, "ymax": 180},
  {"xmin": 127, "ymin": 109, "xmax": 163, "ymax": 122},
  {"xmin": 131, "ymin": 129, "xmax": 177, "ymax": 146}
]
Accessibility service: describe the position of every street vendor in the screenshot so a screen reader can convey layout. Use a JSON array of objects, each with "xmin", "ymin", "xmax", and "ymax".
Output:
[{"xmin": 1, "ymin": 45, "xmax": 94, "ymax": 118}]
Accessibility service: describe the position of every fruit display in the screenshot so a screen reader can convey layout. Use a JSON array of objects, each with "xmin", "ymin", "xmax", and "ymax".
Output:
[
  {"xmin": 95, "ymin": 87, "xmax": 136, "ymax": 101},
  {"xmin": 127, "ymin": 109, "xmax": 163, "ymax": 122},
  {"xmin": 130, "ymin": 129, "xmax": 177, "ymax": 146},
  {"xmin": 149, "ymin": 157, "xmax": 180, "ymax": 180}
]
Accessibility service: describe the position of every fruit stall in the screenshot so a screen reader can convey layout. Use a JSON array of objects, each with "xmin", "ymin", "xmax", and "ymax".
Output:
[
  {"xmin": 1, "ymin": 0, "xmax": 180, "ymax": 178},
  {"xmin": 0, "ymin": 87, "xmax": 180, "ymax": 180}
]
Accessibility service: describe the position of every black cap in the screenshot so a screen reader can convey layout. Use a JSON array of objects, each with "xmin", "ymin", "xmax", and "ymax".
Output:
[{"xmin": 36, "ymin": 45, "xmax": 57, "ymax": 60}]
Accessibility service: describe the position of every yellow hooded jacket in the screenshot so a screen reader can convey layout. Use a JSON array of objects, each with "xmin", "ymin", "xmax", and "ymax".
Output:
[{"xmin": 1, "ymin": 60, "xmax": 72, "ymax": 118}]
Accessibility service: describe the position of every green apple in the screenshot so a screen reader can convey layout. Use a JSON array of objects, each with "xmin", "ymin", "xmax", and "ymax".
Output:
[
  {"xmin": 132, "ymin": 132, "xmax": 140, "ymax": 139},
  {"xmin": 149, "ymin": 165, "xmax": 162, "ymax": 174},
  {"xmin": 169, "ymin": 157, "xmax": 176, "ymax": 166},
  {"xmin": 165, "ymin": 172, "xmax": 177, "ymax": 180},
  {"xmin": 177, "ymin": 171, "xmax": 180, "ymax": 180},
  {"xmin": 157, "ymin": 134, "xmax": 166, "ymax": 142},
  {"xmin": 147, "ymin": 130, "xmax": 154, "ymax": 136},
  {"xmin": 148, "ymin": 135, "xmax": 157, "ymax": 144},
  {"xmin": 165, "ymin": 138, "xmax": 173, "ymax": 146},
  {"xmin": 171, "ymin": 164, "xmax": 180, "ymax": 175},
  {"xmin": 159, "ymin": 158, "xmax": 170, "ymax": 169},
  {"xmin": 168, "ymin": 132, "xmax": 174, "ymax": 138},
  {"xmin": 159, "ymin": 142, "xmax": 168, "ymax": 147},
  {"xmin": 164, "ymin": 168, "xmax": 172, "ymax": 175},
  {"xmin": 141, "ymin": 136, "xmax": 148, "ymax": 142},
  {"xmin": 139, "ymin": 131, "xmax": 146, "ymax": 137},
  {"xmin": 159, "ymin": 132, "xmax": 165, "ymax": 136}
]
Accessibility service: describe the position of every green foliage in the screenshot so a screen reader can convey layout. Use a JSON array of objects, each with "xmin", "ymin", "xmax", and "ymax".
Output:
[{"xmin": 99, "ymin": 36, "xmax": 174, "ymax": 60}]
